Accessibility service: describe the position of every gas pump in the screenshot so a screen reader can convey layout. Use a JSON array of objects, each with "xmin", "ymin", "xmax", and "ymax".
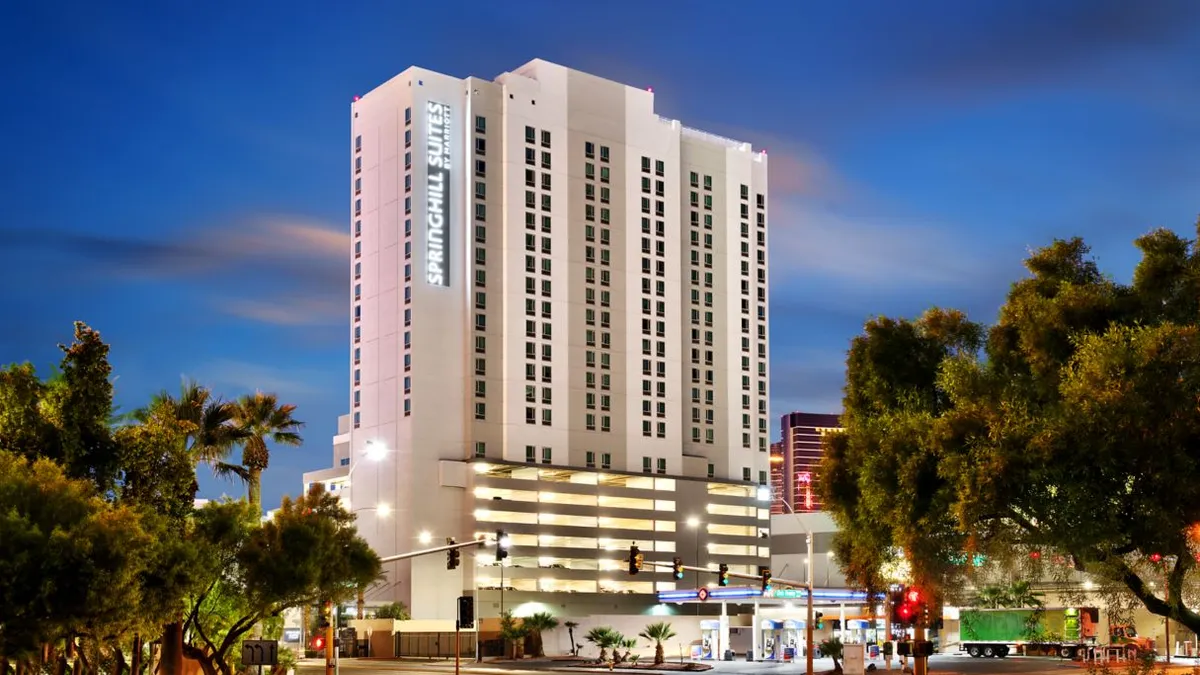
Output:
[
  {"xmin": 782, "ymin": 619, "xmax": 802, "ymax": 661},
  {"xmin": 760, "ymin": 620, "xmax": 781, "ymax": 660},
  {"xmin": 699, "ymin": 620, "xmax": 721, "ymax": 660}
]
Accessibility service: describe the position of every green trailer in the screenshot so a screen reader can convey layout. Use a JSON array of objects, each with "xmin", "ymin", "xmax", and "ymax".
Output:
[{"xmin": 959, "ymin": 607, "xmax": 1099, "ymax": 659}]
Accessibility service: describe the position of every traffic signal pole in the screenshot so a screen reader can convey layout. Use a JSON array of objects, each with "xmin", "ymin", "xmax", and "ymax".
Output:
[
  {"xmin": 807, "ymin": 531, "xmax": 815, "ymax": 675},
  {"xmin": 377, "ymin": 538, "xmax": 488, "ymax": 563}
]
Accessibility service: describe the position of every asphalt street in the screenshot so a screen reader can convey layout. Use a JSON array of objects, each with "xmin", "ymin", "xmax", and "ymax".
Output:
[{"xmin": 297, "ymin": 654, "xmax": 1086, "ymax": 675}]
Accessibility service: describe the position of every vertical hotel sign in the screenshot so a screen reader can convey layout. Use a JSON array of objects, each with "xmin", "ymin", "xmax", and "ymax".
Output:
[{"xmin": 425, "ymin": 101, "xmax": 451, "ymax": 287}]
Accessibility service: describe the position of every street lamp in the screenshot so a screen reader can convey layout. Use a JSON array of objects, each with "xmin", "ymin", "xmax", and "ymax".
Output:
[{"xmin": 418, "ymin": 530, "xmax": 432, "ymax": 545}]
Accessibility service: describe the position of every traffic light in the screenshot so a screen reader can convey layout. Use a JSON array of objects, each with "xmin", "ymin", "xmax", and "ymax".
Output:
[
  {"xmin": 896, "ymin": 601, "xmax": 915, "ymax": 626},
  {"xmin": 718, "ymin": 563, "xmax": 730, "ymax": 586},
  {"xmin": 759, "ymin": 566, "xmax": 772, "ymax": 593},
  {"xmin": 815, "ymin": 611, "xmax": 825, "ymax": 630},
  {"xmin": 495, "ymin": 530, "xmax": 509, "ymax": 561},
  {"xmin": 457, "ymin": 595, "xmax": 475, "ymax": 629},
  {"xmin": 310, "ymin": 635, "xmax": 325, "ymax": 651},
  {"xmin": 672, "ymin": 556, "xmax": 685, "ymax": 580},
  {"xmin": 627, "ymin": 545, "xmax": 644, "ymax": 575},
  {"xmin": 446, "ymin": 538, "xmax": 460, "ymax": 570},
  {"xmin": 318, "ymin": 602, "xmax": 331, "ymax": 630}
]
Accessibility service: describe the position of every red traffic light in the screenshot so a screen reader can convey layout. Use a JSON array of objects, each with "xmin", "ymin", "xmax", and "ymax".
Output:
[
  {"xmin": 1149, "ymin": 553, "xmax": 1163, "ymax": 563},
  {"xmin": 898, "ymin": 604, "xmax": 914, "ymax": 620},
  {"xmin": 311, "ymin": 635, "xmax": 325, "ymax": 651}
]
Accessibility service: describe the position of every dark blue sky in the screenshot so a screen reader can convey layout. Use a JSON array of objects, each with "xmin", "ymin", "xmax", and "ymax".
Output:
[{"xmin": 2, "ymin": 1, "xmax": 1198, "ymax": 510}]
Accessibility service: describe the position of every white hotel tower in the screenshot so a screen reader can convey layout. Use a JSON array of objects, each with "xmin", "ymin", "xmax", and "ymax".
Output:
[{"xmin": 308, "ymin": 59, "xmax": 772, "ymax": 621}]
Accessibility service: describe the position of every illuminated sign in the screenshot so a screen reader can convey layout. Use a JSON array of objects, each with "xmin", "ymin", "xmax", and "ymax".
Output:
[{"xmin": 425, "ymin": 101, "xmax": 451, "ymax": 287}]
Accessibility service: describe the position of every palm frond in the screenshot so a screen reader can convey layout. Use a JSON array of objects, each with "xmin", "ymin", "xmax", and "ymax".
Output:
[{"xmin": 211, "ymin": 461, "xmax": 251, "ymax": 484}]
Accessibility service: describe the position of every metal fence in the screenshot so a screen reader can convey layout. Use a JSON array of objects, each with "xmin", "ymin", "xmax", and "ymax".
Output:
[{"xmin": 394, "ymin": 632, "xmax": 478, "ymax": 659}]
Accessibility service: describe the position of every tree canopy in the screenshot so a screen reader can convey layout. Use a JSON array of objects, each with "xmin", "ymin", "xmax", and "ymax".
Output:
[
  {"xmin": 821, "ymin": 222, "xmax": 1200, "ymax": 635},
  {"xmin": 0, "ymin": 322, "xmax": 371, "ymax": 675}
]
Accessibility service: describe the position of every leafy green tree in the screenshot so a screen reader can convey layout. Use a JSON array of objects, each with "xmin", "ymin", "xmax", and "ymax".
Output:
[
  {"xmin": 181, "ymin": 486, "xmax": 380, "ymax": 675},
  {"xmin": 0, "ymin": 451, "xmax": 167, "ymax": 668},
  {"xmin": 822, "ymin": 224, "xmax": 1200, "ymax": 636},
  {"xmin": 638, "ymin": 622, "xmax": 676, "ymax": 665},
  {"xmin": 372, "ymin": 602, "xmax": 410, "ymax": 620},
  {"xmin": 226, "ymin": 392, "xmax": 304, "ymax": 517}
]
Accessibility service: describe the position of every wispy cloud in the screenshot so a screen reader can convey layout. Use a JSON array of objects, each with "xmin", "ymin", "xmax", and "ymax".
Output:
[
  {"xmin": 0, "ymin": 214, "xmax": 348, "ymax": 328},
  {"xmin": 195, "ymin": 358, "xmax": 327, "ymax": 398}
]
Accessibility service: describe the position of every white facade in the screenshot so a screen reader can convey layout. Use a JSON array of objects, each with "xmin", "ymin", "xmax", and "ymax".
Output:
[{"xmin": 320, "ymin": 59, "xmax": 772, "ymax": 620}]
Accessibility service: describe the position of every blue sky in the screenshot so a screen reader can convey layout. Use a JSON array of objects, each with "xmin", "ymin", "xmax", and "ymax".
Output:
[{"xmin": 1, "ymin": 0, "xmax": 1198, "ymax": 510}]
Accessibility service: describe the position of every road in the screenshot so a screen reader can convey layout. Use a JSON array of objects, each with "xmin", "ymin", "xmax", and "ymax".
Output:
[{"xmin": 297, "ymin": 654, "xmax": 1081, "ymax": 675}]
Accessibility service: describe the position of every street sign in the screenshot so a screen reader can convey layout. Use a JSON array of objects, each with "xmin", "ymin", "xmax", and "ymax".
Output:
[
  {"xmin": 697, "ymin": 588, "xmax": 710, "ymax": 602},
  {"xmin": 241, "ymin": 640, "xmax": 278, "ymax": 667}
]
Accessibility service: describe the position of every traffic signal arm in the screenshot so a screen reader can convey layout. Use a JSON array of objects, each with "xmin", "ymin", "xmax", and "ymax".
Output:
[
  {"xmin": 378, "ymin": 538, "xmax": 488, "ymax": 564},
  {"xmin": 641, "ymin": 560, "xmax": 807, "ymax": 588}
]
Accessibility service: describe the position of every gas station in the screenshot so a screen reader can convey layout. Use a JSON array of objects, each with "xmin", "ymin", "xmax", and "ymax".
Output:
[{"xmin": 655, "ymin": 585, "xmax": 885, "ymax": 662}]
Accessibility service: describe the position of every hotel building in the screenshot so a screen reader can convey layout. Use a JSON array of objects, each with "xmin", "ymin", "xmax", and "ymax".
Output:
[
  {"xmin": 308, "ymin": 58, "xmax": 772, "ymax": 621},
  {"xmin": 769, "ymin": 412, "xmax": 841, "ymax": 515}
]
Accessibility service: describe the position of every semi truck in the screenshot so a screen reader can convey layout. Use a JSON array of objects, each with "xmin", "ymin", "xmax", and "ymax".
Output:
[{"xmin": 959, "ymin": 607, "xmax": 1099, "ymax": 659}]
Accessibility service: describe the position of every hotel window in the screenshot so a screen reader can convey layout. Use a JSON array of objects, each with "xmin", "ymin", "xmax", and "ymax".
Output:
[
  {"xmin": 354, "ymin": 177, "xmax": 361, "ymax": 194},
  {"xmin": 586, "ymin": 451, "xmax": 596, "ymax": 468},
  {"xmin": 657, "ymin": 458, "xmax": 666, "ymax": 474},
  {"xmin": 475, "ymin": 203, "xmax": 486, "ymax": 221},
  {"xmin": 353, "ymin": 390, "xmax": 360, "ymax": 407},
  {"xmin": 602, "ymin": 453, "xmax": 612, "ymax": 469},
  {"xmin": 355, "ymin": 156, "xmax": 361, "ymax": 173},
  {"xmin": 354, "ymin": 199, "xmax": 361, "ymax": 216},
  {"xmin": 404, "ymin": 152, "xmax": 411, "ymax": 169},
  {"xmin": 743, "ymin": 467, "xmax": 752, "ymax": 481},
  {"xmin": 525, "ymin": 126, "xmax": 536, "ymax": 143},
  {"xmin": 541, "ymin": 130, "xmax": 551, "ymax": 147},
  {"xmin": 353, "ymin": 412, "xmax": 360, "ymax": 428},
  {"xmin": 759, "ymin": 470, "xmax": 768, "ymax": 485},
  {"xmin": 405, "ymin": 129, "xmax": 411, "ymax": 147},
  {"xmin": 542, "ymin": 409, "xmax": 552, "ymax": 426},
  {"xmin": 404, "ymin": 107, "xmax": 411, "ymax": 124},
  {"xmin": 707, "ymin": 463, "xmax": 715, "ymax": 478},
  {"xmin": 475, "ymin": 115, "xmax": 486, "ymax": 133},
  {"xmin": 355, "ymin": 135, "xmax": 362, "ymax": 152},
  {"xmin": 404, "ymin": 398, "xmax": 411, "ymax": 416},
  {"xmin": 475, "ymin": 182, "xmax": 486, "ymax": 199},
  {"xmin": 599, "ymin": 146, "xmax": 610, "ymax": 162},
  {"xmin": 600, "ymin": 166, "xmax": 610, "ymax": 183},
  {"xmin": 474, "ymin": 402, "xmax": 485, "ymax": 420},
  {"xmin": 474, "ymin": 381, "xmax": 486, "ymax": 397},
  {"xmin": 525, "ymin": 445, "xmax": 536, "ymax": 462},
  {"xmin": 475, "ymin": 138, "xmax": 485, "ymax": 155},
  {"xmin": 541, "ymin": 447, "xmax": 552, "ymax": 464},
  {"xmin": 475, "ymin": 442, "xmax": 486, "ymax": 458},
  {"xmin": 655, "ymin": 160, "xmax": 665, "ymax": 176},
  {"xmin": 643, "ymin": 457, "xmax": 652, "ymax": 473}
]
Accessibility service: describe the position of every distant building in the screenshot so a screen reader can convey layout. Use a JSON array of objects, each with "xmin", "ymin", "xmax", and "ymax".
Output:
[{"xmin": 770, "ymin": 412, "xmax": 841, "ymax": 514}]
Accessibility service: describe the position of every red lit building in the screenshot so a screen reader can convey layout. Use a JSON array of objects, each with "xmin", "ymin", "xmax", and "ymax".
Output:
[{"xmin": 770, "ymin": 411, "xmax": 842, "ymax": 514}]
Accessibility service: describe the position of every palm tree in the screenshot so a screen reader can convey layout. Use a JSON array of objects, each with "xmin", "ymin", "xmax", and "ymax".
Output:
[
  {"xmin": 225, "ymin": 392, "xmax": 304, "ymax": 516},
  {"xmin": 1007, "ymin": 580, "xmax": 1045, "ymax": 608},
  {"xmin": 585, "ymin": 627, "xmax": 619, "ymax": 664},
  {"xmin": 819, "ymin": 637, "xmax": 844, "ymax": 673},
  {"xmin": 131, "ymin": 378, "xmax": 243, "ymax": 465},
  {"xmin": 972, "ymin": 584, "xmax": 1009, "ymax": 609},
  {"xmin": 639, "ymin": 622, "xmax": 676, "ymax": 665},
  {"xmin": 127, "ymin": 379, "xmax": 243, "ymax": 675},
  {"xmin": 616, "ymin": 637, "xmax": 636, "ymax": 664},
  {"xmin": 564, "ymin": 621, "xmax": 579, "ymax": 656},
  {"xmin": 522, "ymin": 612, "xmax": 559, "ymax": 657}
]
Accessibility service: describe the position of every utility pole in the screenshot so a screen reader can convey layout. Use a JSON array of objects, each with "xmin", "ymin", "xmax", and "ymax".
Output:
[
  {"xmin": 806, "ymin": 531, "xmax": 815, "ymax": 675},
  {"xmin": 323, "ymin": 600, "xmax": 334, "ymax": 675}
]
